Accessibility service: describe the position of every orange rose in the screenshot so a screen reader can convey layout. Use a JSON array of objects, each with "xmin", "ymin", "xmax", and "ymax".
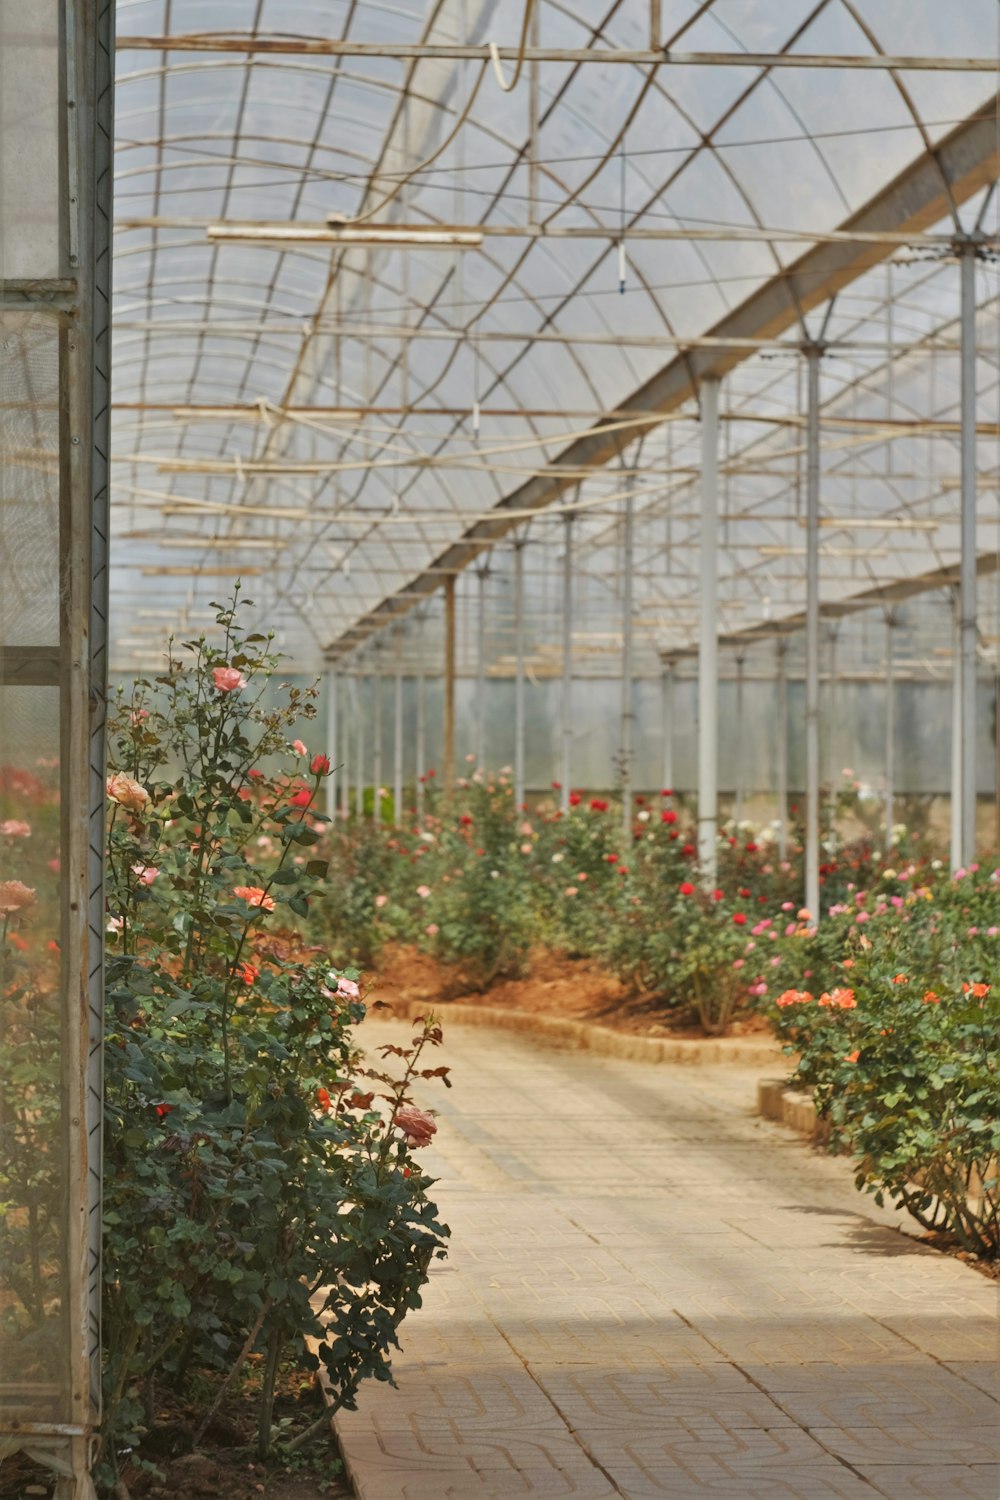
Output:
[{"xmin": 233, "ymin": 885, "xmax": 275, "ymax": 911}]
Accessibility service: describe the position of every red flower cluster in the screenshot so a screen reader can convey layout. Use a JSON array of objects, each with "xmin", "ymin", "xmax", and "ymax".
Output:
[{"xmin": 589, "ymin": 798, "xmax": 608, "ymax": 812}]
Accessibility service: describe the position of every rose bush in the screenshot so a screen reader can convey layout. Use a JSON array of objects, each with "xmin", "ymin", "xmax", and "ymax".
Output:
[
  {"xmin": 767, "ymin": 866, "xmax": 1000, "ymax": 1256},
  {"xmin": 100, "ymin": 595, "xmax": 449, "ymax": 1492}
]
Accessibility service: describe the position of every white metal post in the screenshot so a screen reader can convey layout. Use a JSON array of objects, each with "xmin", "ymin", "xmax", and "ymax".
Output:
[
  {"xmin": 621, "ymin": 478, "xmax": 635, "ymax": 842},
  {"xmin": 475, "ymin": 565, "xmax": 488, "ymax": 768},
  {"xmin": 698, "ymin": 376, "xmax": 720, "ymax": 881},
  {"xmin": 884, "ymin": 612, "xmax": 896, "ymax": 848},
  {"xmin": 804, "ymin": 345, "xmax": 822, "ymax": 921},
  {"xmin": 560, "ymin": 513, "xmax": 573, "ymax": 813},
  {"xmin": 661, "ymin": 659, "xmax": 674, "ymax": 791},
  {"xmin": 393, "ymin": 630, "xmax": 404, "ymax": 824},
  {"xmin": 826, "ymin": 625, "xmax": 839, "ymax": 834},
  {"xmin": 325, "ymin": 663, "xmax": 338, "ymax": 822},
  {"xmin": 514, "ymin": 540, "xmax": 526, "ymax": 807},
  {"xmin": 341, "ymin": 670, "xmax": 352, "ymax": 818},
  {"xmin": 355, "ymin": 668, "xmax": 366, "ymax": 818},
  {"xmin": 950, "ymin": 588, "xmax": 963, "ymax": 871},
  {"xmin": 776, "ymin": 640, "xmax": 789, "ymax": 861},
  {"xmin": 959, "ymin": 243, "xmax": 978, "ymax": 867},
  {"xmin": 416, "ymin": 635, "xmax": 427, "ymax": 823},
  {"xmin": 734, "ymin": 652, "xmax": 746, "ymax": 824},
  {"xmin": 372, "ymin": 652, "xmax": 383, "ymax": 825}
]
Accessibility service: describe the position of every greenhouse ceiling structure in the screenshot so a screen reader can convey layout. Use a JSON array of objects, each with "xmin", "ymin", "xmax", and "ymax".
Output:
[{"xmin": 110, "ymin": 1, "xmax": 1000, "ymax": 905}]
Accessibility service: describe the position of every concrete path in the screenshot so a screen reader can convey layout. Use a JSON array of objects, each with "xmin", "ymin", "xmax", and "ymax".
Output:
[{"xmin": 336, "ymin": 1027, "xmax": 1000, "ymax": 1499}]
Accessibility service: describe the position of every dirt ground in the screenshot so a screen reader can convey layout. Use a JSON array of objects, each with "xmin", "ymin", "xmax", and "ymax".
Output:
[{"xmin": 369, "ymin": 943, "xmax": 773, "ymax": 1040}]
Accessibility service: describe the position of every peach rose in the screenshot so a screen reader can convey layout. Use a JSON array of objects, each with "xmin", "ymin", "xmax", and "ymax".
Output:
[
  {"xmin": 107, "ymin": 772, "xmax": 150, "ymax": 813},
  {"xmin": 213, "ymin": 666, "xmax": 247, "ymax": 693},
  {"xmin": 0, "ymin": 820, "xmax": 31, "ymax": 838},
  {"xmin": 0, "ymin": 880, "xmax": 36, "ymax": 914},
  {"xmin": 394, "ymin": 1105, "xmax": 437, "ymax": 1148},
  {"xmin": 233, "ymin": 884, "xmax": 275, "ymax": 911}
]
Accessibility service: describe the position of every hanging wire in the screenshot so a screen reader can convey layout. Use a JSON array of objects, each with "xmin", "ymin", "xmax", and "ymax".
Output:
[
  {"xmin": 488, "ymin": 0, "xmax": 536, "ymax": 93},
  {"xmin": 618, "ymin": 132, "xmax": 627, "ymax": 296}
]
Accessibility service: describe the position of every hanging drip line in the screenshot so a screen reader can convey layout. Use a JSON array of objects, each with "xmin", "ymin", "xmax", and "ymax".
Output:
[
  {"xmin": 472, "ymin": 330, "xmax": 481, "ymax": 440},
  {"xmin": 618, "ymin": 132, "xmax": 627, "ymax": 295},
  {"xmin": 489, "ymin": 0, "xmax": 536, "ymax": 93}
]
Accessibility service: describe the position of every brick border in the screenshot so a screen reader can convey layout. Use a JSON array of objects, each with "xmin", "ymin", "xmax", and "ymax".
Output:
[{"xmin": 366, "ymin": 996, "xmax": 784, "ymax": 1067}]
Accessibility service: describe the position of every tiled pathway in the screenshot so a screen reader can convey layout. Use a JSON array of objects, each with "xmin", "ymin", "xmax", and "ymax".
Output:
[{"xmin": 336, "ymin": 1027, "xmax": 1000, "ymax": 1499}]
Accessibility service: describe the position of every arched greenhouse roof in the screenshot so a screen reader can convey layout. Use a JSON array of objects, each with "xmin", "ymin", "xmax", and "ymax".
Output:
[{"xmin": 111, "ymin": 0, "xmax": 1000, "ymax": 679}]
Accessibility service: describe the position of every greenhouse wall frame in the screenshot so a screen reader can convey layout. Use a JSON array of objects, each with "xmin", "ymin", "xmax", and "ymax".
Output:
[{"xmin": 0, "ymin": 0, "xmax": 112, "ymax": 1493}]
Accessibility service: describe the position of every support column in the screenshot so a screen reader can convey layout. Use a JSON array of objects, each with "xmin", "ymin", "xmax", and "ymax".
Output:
[
  {"xmin": 393, "ymin": 630, "xmax": 404, "ymax": 825},
  {"xmin": 661, "ymin": 659, "xmax": 674, "ymax": 792},
  {"xmin": 826, "ymin": 625, "xmax": 840, "ymax": 834},
  {"xmin": 958, "ymin": 243, "xmax": 978, "ymax": 867},
  {"xmin": 698, "ymin": 376, "xmax": 720, "ymax": 881},
  {"xmin": 950, "ymin": 588, "xmax": 963, "ymax": 871},
  {"xmin": 734, "ymin": 652, "xmax": 746, "ymax": 824},
  {"xmin": 884, "ymin": 611, "xmax": 896, "ymax": 849},
  {"xmin": 443, "ymin": 575, "xmax": 456, "ymax": 792},
  {"xmin": 355, "ymin": 668, "xmax": 366, "ymax": 818},
  {"xmin": 621, "ymin": 479, "xmax": 635, "ymax": 842},
  {"xmin": 804, "ymin": 345, "xmax": 822, "ymax": 922},
  {"xmin": 560, "ymin": 514, "xmax": 574, "ymax": 813},
  {"xmin": 776, "ymin": 640, "xmax": 789, "ymax": 861},
  {"xmin": 514, "ymin": 540, "xmax": 526, "ymax": 807},
  {"xmin": 416, "ymin": 632, "xmax": 427, "ymax": 823},
  {"xmin": 475, "ymin": 565, "xmax": 488, "ymax": 769},
  {"xmin": 325, "ymin": 663, "xmax": 338, "ymax": 822},
  {"xmin": 339, "ymin": 671, "xmax": 351, "ymax": 819},
  {"xmin": 372, "ymin": 650, "xmax": 383, "ymax": 825}
]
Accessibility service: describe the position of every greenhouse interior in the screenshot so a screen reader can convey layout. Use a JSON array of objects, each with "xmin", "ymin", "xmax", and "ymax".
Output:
[{"xmin": 2, "ymin": 2, "xmax": 1000, "ymax": 1497}]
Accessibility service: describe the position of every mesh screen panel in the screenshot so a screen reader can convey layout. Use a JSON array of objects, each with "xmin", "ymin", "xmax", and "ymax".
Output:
[{"xmin": 0, "ymin": 312, "xmax": 68, "ymax": 1421}]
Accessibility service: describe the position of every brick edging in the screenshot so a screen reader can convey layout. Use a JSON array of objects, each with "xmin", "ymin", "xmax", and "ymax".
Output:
[
  {"xmin": 365, "ymin": 995, "xmax": 784, "ymax": 1067},
  {"xmin": 757, "ymin": 1077, "xmax": 831, "ymax": 1141}
]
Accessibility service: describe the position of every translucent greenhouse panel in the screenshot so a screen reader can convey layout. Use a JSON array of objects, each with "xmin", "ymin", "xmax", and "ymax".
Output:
[
  {"xmin": 0, "ymin": 0, "xmax": 61, "ymax": 280},
  {"xmin": 0, "ymin": 315, "xmax": 67, "ymax": 1423}
]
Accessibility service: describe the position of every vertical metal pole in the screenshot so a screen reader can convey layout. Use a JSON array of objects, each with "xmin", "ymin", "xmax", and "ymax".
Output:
[
  {"xmin": 475, "ymin": 565, "xmax": 488, "ymax": 767},
  {"xmin": 698, "ymin": 376, "xmax": 720, "ymax": 881},
  {"xmin": 393, "ymin": 630, "xmax": 404, "ymax": 824},
  {"xmin": 416, "ymin": 625, "xmax": 427, "ymax": 823},
  {"xmin": 443, "ymin": 575, "xmax": 456, "ymax": 791},
  {"xmin": 804, "ymin": 346, "xmax": 822, "ymax": 921},
  {"xmin": 950, "ymin": 588, "xmax": 963, "ymax": 871},
  {"xmin": 734, "ymin": 653, "xmax": 746, "ymax": 824},
  {"xmin": 826, "ymin": 626, "xmax": 839, "ymax": 834},
  {"xmin": 661, "ymin": 659, "xmax": 674, "ymax": 791},
  {"xmin": 776, "ymin": 640, "xmax": 789, "ymax": 861},
  {"xmin": 621, "ymin": 480, "xmax": 635, "ymax": 842},
  {"xmin": 339, "ymin": 671, "xmax": 351, "ymax": 818},
  {"xmin": 884, "ymin": 612, "xmax": 895, "ymax": 849},
  {"xmin": 372, "ymin": 650, "xmax": 383, "ymax": 825},
  {"xmin": 560, "ymin": 513, "xmax": 574, "ymax": 813},
  {"xmin": 325, "ymin": 663, "xmax": 338, "ymax": 822},
  {"xmin": 355, "ymin": 667, "xmax": 366, "ymax": 818},
  {"xmin": 959, "ymin": 243, "xmax": 978, "ymax": 866},
  {"xmin": 514, "ymin": 540, "xmax": 526, "ymax": 807}
]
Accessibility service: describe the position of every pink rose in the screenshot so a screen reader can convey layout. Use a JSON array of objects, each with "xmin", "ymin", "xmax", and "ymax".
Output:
[
  {"xmin": 293, "ymin": 739, "xmax": 308, "ymax": 756},
  {"xmin": 131, "ymin": 863, "xmax": 159, "ymax": 886},
  {"xmin": 213, "ymin": 666, "xmax": 247, "ymax": 693},
  {"xmin": 106, "ymin": 772, "xmax": 150, "ymax": 813},
  {"xmin": 0, "ymin": 820, "xmax": 31, "ymax": 838},
  {"xmin": 0, "ymin": 880, "xmax": 36, "ymax": 914},
  {"xmin": 375, "ymin": 894, "xmax": 388, "ymax": 909},
  {"xmin": 336, "ymin": 976, "xmax": 360, "ymax": 999},
  {"xmin": 417, "ymin": 885, "xmax": 431, "ymax": 898},
  {"xmin": 394, "ymin": 1105, "xmax": 437, "ymax": 1148},
  {"xmin": 425, "ymin": 923, "xmax": 439, "ymax": 937}
]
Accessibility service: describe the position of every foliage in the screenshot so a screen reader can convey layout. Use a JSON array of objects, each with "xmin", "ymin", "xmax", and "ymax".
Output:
[
  {"xmin": 100, "ymin": 594, "xmax": 449, "ymax": 1491},
  {"xmin": 767, "ymin": 866, "xmax": 1000, "ymax": 1256}
]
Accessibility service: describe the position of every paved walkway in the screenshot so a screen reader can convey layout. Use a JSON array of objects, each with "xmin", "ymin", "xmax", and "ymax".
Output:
[{"xmin": 336, "ymin": 1027, "xmax": 1000, "ymax": 1499}]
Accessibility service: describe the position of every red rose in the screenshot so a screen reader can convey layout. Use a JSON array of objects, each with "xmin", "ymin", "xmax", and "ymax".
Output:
[
  {"xmin": 679, "ymin": 882, "xmax": 695, "ymax": 896},
  {"xmin": 569, "ymin": 793, "xmax": 581, "ymax": 807},
  {"xmin": 661, "ymin": 810, "xmax": 677, "ymax": 824},
  {"xmin": 311, "ymin": 753, "xmax": 331, "ymax": 775},
  {"xmin": 682, "ymin": 843, "xmax": 695, "ymax": 857},
  {"xmin": 732, "ymin": 912, "xmax": 747, "ymax": 926},
  {"xmin": 589, "ymin": 798, "xmax": 609, "ymax": 813}
]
